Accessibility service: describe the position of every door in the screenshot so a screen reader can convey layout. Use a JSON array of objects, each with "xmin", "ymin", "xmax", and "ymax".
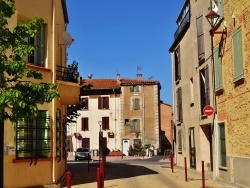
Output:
[
  {"xmin": 122, "ymin": 140, "xmax": 130, "ymax": 156},
  {"xmin": 189, "ymin": 127, "xmax": 196, "ymax": 169}
]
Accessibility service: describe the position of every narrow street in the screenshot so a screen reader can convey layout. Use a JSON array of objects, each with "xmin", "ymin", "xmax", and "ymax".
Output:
[{"xmin": 66, "ymin": 156, "xmax": 235, "ymax": 188}]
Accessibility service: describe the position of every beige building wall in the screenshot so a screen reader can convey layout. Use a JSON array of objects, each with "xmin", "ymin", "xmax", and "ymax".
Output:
[
  {"xmin": 170, "ymin": 0, "xmax": 215, "ymax": 173},
  {"xmin": 3, "ymin": 0, "xmax": 72, "ymax": 187}
]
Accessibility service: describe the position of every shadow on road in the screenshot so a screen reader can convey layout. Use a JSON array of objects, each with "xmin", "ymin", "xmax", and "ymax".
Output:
[{"xmin": 67, "ymin": 161, "xmax": 158, "ymax": 186}]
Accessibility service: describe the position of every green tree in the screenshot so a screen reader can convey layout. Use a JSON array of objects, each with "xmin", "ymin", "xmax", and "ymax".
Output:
[{"xmin": 0, "ymin": 0, "xmax": 59, "ymax": 123}]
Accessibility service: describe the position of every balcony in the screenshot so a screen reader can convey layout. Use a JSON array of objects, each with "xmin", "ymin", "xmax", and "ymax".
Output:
[
  {"xmin": 56, "ymin": 65, "xmax": 81, "ymax": 105},
  {"xmin": 174, "ymin": 10, "xmax": 190, "ymax": 40}
]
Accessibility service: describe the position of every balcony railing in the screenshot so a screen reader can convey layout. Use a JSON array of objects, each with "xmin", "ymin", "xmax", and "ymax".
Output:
[
  {"xmin": 174, "ymin": 10, "xmax": 190, "ymax": 40},
  {"xmin": 56, "ymin": 65, "xmax": 81, "ymax": 84}
]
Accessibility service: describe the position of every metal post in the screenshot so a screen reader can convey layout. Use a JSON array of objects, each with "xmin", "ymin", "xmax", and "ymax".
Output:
[
  {"xmin": 88, "ymin": 153, "xmax": 90, "ymax": 172},
  {"xmin": 66, "ymin": 171, "xmax": 71, "ymax": 188},
  {"xmin": 100, "ymin": 161, "xmax": 104, "ymax": 188},
  {"xmin": 184, "ymin": 157, "xmax": 187, "ymax": 181},
  {"xmin": 170, "ymin": 152, "xmax": 174, "ymax": 173},
  {"xmin": 202, "ymin": 160, "xmax": 205, "ymax": 188}
]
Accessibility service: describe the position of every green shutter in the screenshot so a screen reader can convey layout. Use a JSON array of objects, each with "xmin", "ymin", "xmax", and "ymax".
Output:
[
  {"xmin": 214, "ymin": 46, "xmax": 223, "ymax": 90},
  {"xmin": 218, "ymin": 0, "xmax": 224, "ymax": 18},
  {"xmin": 233, "ymin": 28, "xmax": 244, "ymax": 81}
]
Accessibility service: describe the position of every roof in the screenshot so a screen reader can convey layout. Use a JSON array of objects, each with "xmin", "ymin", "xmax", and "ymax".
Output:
[
  {"xmin": 61, "ymin": 0, "xmax": 69, "ymax": 24},
  {"xmin": 120, "ymin": 78, "xmax": 160, "ymax": 86},
  {"xmin": 82, "ymin": 79, "xmax": 120, "ymax": 89}
]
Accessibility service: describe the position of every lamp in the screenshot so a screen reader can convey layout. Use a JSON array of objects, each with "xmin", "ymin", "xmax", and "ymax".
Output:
[{"xmin": 205, "ymin": 11, "xmax": 227, "ymax": 36}]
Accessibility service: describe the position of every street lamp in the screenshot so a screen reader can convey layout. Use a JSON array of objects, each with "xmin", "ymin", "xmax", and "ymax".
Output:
[
  {"xmin": 98, "ymin": 121, "xmax": 103, "ymax": 162},
  {"xmin": 205, "ymin": 11, "xmax": 227, "ymax": 36}
]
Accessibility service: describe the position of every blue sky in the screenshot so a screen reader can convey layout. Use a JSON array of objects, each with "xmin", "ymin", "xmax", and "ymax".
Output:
[{"xmin": 66, "ymin": 0, "xmax": 184, "ymax": 105}]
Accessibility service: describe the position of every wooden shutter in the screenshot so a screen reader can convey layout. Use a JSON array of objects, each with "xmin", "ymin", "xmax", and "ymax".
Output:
[
  {"xmin": 218, "ymin": 0, "xmax": 224, "ymax": 18},
  {"xmin": 98, "ymin": 97, "xmax": 101, "ymax": 109},
  {"xmin": 233, "ymin": 28, "xmax": 244, "ymax": 81},
  {"xmin": 196, "ymin": 14, "xmax": 205, "ymax": 60},
  {"xmin": 174, "ymin": 46, "xmax": 181, "ymax": 81},
  {"xmin": 105, "ymin": 97, "xmax": 109, "ymax": 109},
  {"xmin": 205, "ymin": 65, "xmax": 210, "ymax": 105},
  {"xmin": 214, "ymin": 47, "xmax": 223, "ymax": 90},
  {"xmin": 35, "ymin": 25, "xmax": 44, "ymax": 66},
  {"xmin": 135, "ymin": 119, "xmax": 140, "ymax": 132},
  {"xmin": 81, "ymin": 118, "xmax": 88, "ymax": 131},
  {"xmin": 135, "ymin": 98, "xmax": 140, "ymax": 110},
  {"xmin": 177, "ymin": 87, "xmax": 183, "ymax": 122},
  {"xmin": 102, "ymin": 117, "xmax": 109, "ymax": 130}
]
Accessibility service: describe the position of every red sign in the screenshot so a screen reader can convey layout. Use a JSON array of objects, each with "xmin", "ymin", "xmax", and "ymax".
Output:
[{"xmin": 203, "ymin": 105, "xmax": 214, "ymax": 116}]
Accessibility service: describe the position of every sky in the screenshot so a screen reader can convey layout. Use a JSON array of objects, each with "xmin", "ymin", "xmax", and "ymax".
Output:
[{"xmin": 66, "ymin": 0, "xmax": 185, "ymax": 105}]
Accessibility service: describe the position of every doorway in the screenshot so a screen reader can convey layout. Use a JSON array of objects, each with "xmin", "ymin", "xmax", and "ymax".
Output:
[
  {"xmin": 189, "ymin": 127, "xmax": 196, "ymax": 169},
  {"xmin": 122, "ymin": 140, "xmax": 130, "ymax": 156}
]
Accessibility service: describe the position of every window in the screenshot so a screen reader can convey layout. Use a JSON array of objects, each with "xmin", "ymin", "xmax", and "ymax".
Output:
[
  {"xmin": 98, "ymin": 96, "xmax": 109, "ymax": 109},
  {"xmin": 196, "ymin": 14, "xmax": 205, "ymax": 61},
  {"xmin": 200, "ymin": 65, "xmax": 210, "ymax": 114},
  {"xmin": 174, "ymin": 46, "xmax": 181, "ymax": 82},
  {"xmin": 132, "ymin": 98, "xmax": 140, "ymax": 110},
  {"xmin": 130, "ymin": 119, "xmax": 140, "ymax": 133},
  {"xmin": 16, "ymin": 111, "xmax": 50, "ymax": 159},
  {"xmin": 102, "ymin": 117, "xmax": 109, "ymax": 130},
  {"xmin": 219, "ymin": 123, "xmax": 227, "ymax": 167},
  {"xmin": 178, "ymin": 130, "xmax": 182, "ymax": 153},
  {"xmin": 214, "ymin": 46, "xmax": 223, "ymax": 90},
  {"xmin": 176, "ymin": 87, "xmax": 183, "ymax": 123},
  {"xmin": 81, "ymin": 138, "xmax": 90, "ymax": 149},
  {"xmin": 125, "ymin": 119, "xmax": 130, "ymax": 125},
  {"xmin": 232, "ymin": 27, "xmax": 244, "ymax": 82},
  {"xmin": 190, "ymin": 78, "xmax": 194, "ymax": 105},
  {"xmin": 20, "ymin": 20, "xmax": 45, "ymax": 67},
  {"xmin": 81, "ymin": 117, "xmax": 89, "ymax": 131},
  {"xmin": 130, "ymin": 85, "xmax": 139, "ymax": 92},
  {"xmin": 81, "ymin": 97, "xmax": 89, "ymax": 110}
]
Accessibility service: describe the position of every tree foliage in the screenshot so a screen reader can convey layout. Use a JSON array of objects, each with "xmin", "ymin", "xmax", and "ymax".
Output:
[{"xmin": 0, "ymin": 0, "xmax": 59, "ymax": 122}]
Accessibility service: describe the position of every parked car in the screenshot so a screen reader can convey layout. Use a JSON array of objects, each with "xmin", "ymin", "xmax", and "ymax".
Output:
[{"xmin": 75, "ymin": 147, "xmax": 91, "ymax": 161}]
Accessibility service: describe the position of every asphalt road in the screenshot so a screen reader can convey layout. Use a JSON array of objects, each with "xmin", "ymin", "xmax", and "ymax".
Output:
[{"xmin": 66, "ymin": 156, "xmax": 234, "ymax": 188}]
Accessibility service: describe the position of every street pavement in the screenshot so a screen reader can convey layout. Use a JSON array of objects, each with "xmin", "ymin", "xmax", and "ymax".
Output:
[{"xmin": 62, "ymin": 155, "xmax": 236, "ymax": 188}]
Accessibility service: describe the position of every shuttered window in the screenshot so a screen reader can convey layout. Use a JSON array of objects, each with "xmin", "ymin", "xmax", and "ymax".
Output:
[
  {"xmin": 81, "ymin": 97, "xmax": 89, "ymax": 110},
  {"xmin": 177, "ymin": 87, "xmax": 183, "ymax": 122},
  {"xmin": 219, "ymin": 123, "xmax": 227, "ymax": 167},
  {"xmin": 174, "ymin": 46, "xmax": 181, "ymax": 81},
  {"xmin": 133, "ymin": 98, "xmax": 140, "ymax": 110},
  {"xmin": 98, "ymin": 96, "xmax": 109, "ymax": 109},
  {"xmin": 81, "ymin": 117, "xmax": 89, "ymax": 131},
  {"xmin": 130, "ymin": 85, "xmax": 139, "ymax": 92},
  {"xmin": 178, "ymin": 130, "xmax": 182, "ymax": 153},
  {"xmin": 200, "ymin": 65, "xmax": 210, "ymax": 114},
  {"xmin": 214, "ymin": 46, "xmax": 223, "ymax": 90},
  {"xmin": 102, "ymin": 117, "xmax": 109, "ymax": 130},
  {"xmin": 130, "ymin": 119, "xmax": 140, "ymax": 133},
  {"xmin": 196, "ymin": 14, "xmax": 205, "ymax": 61},
  {"xmin": 232, "ymin": 27, "xmax": 244, "ymax": 81}
]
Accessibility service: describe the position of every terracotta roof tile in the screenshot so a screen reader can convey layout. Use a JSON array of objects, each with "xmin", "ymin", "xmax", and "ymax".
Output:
[
  {"xmin": 82, "ymin": 79, "xmax": 120, "ymax": 89},
  {"xmin": 120, "ymin": 78, "xmax": 159, "ymax": 85}
]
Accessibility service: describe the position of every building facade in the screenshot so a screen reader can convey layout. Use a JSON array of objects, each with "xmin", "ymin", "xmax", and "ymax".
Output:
[
  {"xmin": 160, "ymin": 102, "xmax": 173, "ymax": 153},
  {"xmin": 2, "ymin": 0, "xmax": 80, "ymax": 187},
  {"xmin": 70, "ymin": 74, "xmax": 161, "ymax": 157},
  {"xmin": 169, "ymin": 0, "xmax": 216, "ymax": 174}
]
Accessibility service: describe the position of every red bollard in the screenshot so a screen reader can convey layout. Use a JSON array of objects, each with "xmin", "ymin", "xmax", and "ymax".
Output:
[
  {"xmin": 100, "ymin": 161, "xmax": 104, "ymax": 187},
  {"xmin": 66, "ymin": 171, "xmax": 71, "ymax": 188},
  {"xmin": 184, "ymin": 157, "xmax": 187, "ymax": 181},
  {"xmin": 170, "ymin": 152, "xmax": 174, "ymax": 173},
  {"xmin": 97, "ymin": 168, "xmax": 101, "ymax": 188},
  {"xmin": 202, "ymin": 161, "xmax": 205, "ymax": 188}
]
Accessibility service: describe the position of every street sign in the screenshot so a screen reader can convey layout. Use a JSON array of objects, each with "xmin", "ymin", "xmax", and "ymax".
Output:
[{"xmin": 203, "ymin": 105, "xmax": 214, "ymax": 116}]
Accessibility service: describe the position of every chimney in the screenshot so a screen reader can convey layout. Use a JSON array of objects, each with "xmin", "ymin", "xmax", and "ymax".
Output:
[
  {"xmin": 117, "ymin": 74, "xmax": 121, "ymax": 84},
  {"xmin": 136, "ymin": 74, "xmax": 142, "ymax": 80}
]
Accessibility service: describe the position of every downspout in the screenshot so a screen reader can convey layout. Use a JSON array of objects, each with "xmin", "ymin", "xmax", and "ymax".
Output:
[
  {"xmin": 142, "ymin": 85, "xmax": 145, "ymax": 146},
  {"xmin": 113, "ymin": 89, "xmax": 117, "ymax": 150},
  {"xmin": 52, "ymin": 0, "xmax": 56, "ymax": 182}
]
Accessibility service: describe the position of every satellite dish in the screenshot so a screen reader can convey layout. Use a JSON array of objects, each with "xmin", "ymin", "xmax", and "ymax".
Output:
[
  {"xmin": 62, "ymin": 31, "xmax": 73, "ymax": 46},
  {"xmin": 87, "ymin": 74, "xmax": 93, "ymax": 79}
]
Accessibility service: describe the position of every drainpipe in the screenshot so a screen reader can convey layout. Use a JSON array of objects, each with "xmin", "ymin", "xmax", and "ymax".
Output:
[
  {"xmin": 142, "ymin": 85, "xmax": 145, "ymax": 146},
  {"xmin": 113, "ymin": 89, "xmax": 117, "ymax": 150},
  {"xmin": 52, "ymin": 0, "xmax": 56, "ymax": 183}
]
